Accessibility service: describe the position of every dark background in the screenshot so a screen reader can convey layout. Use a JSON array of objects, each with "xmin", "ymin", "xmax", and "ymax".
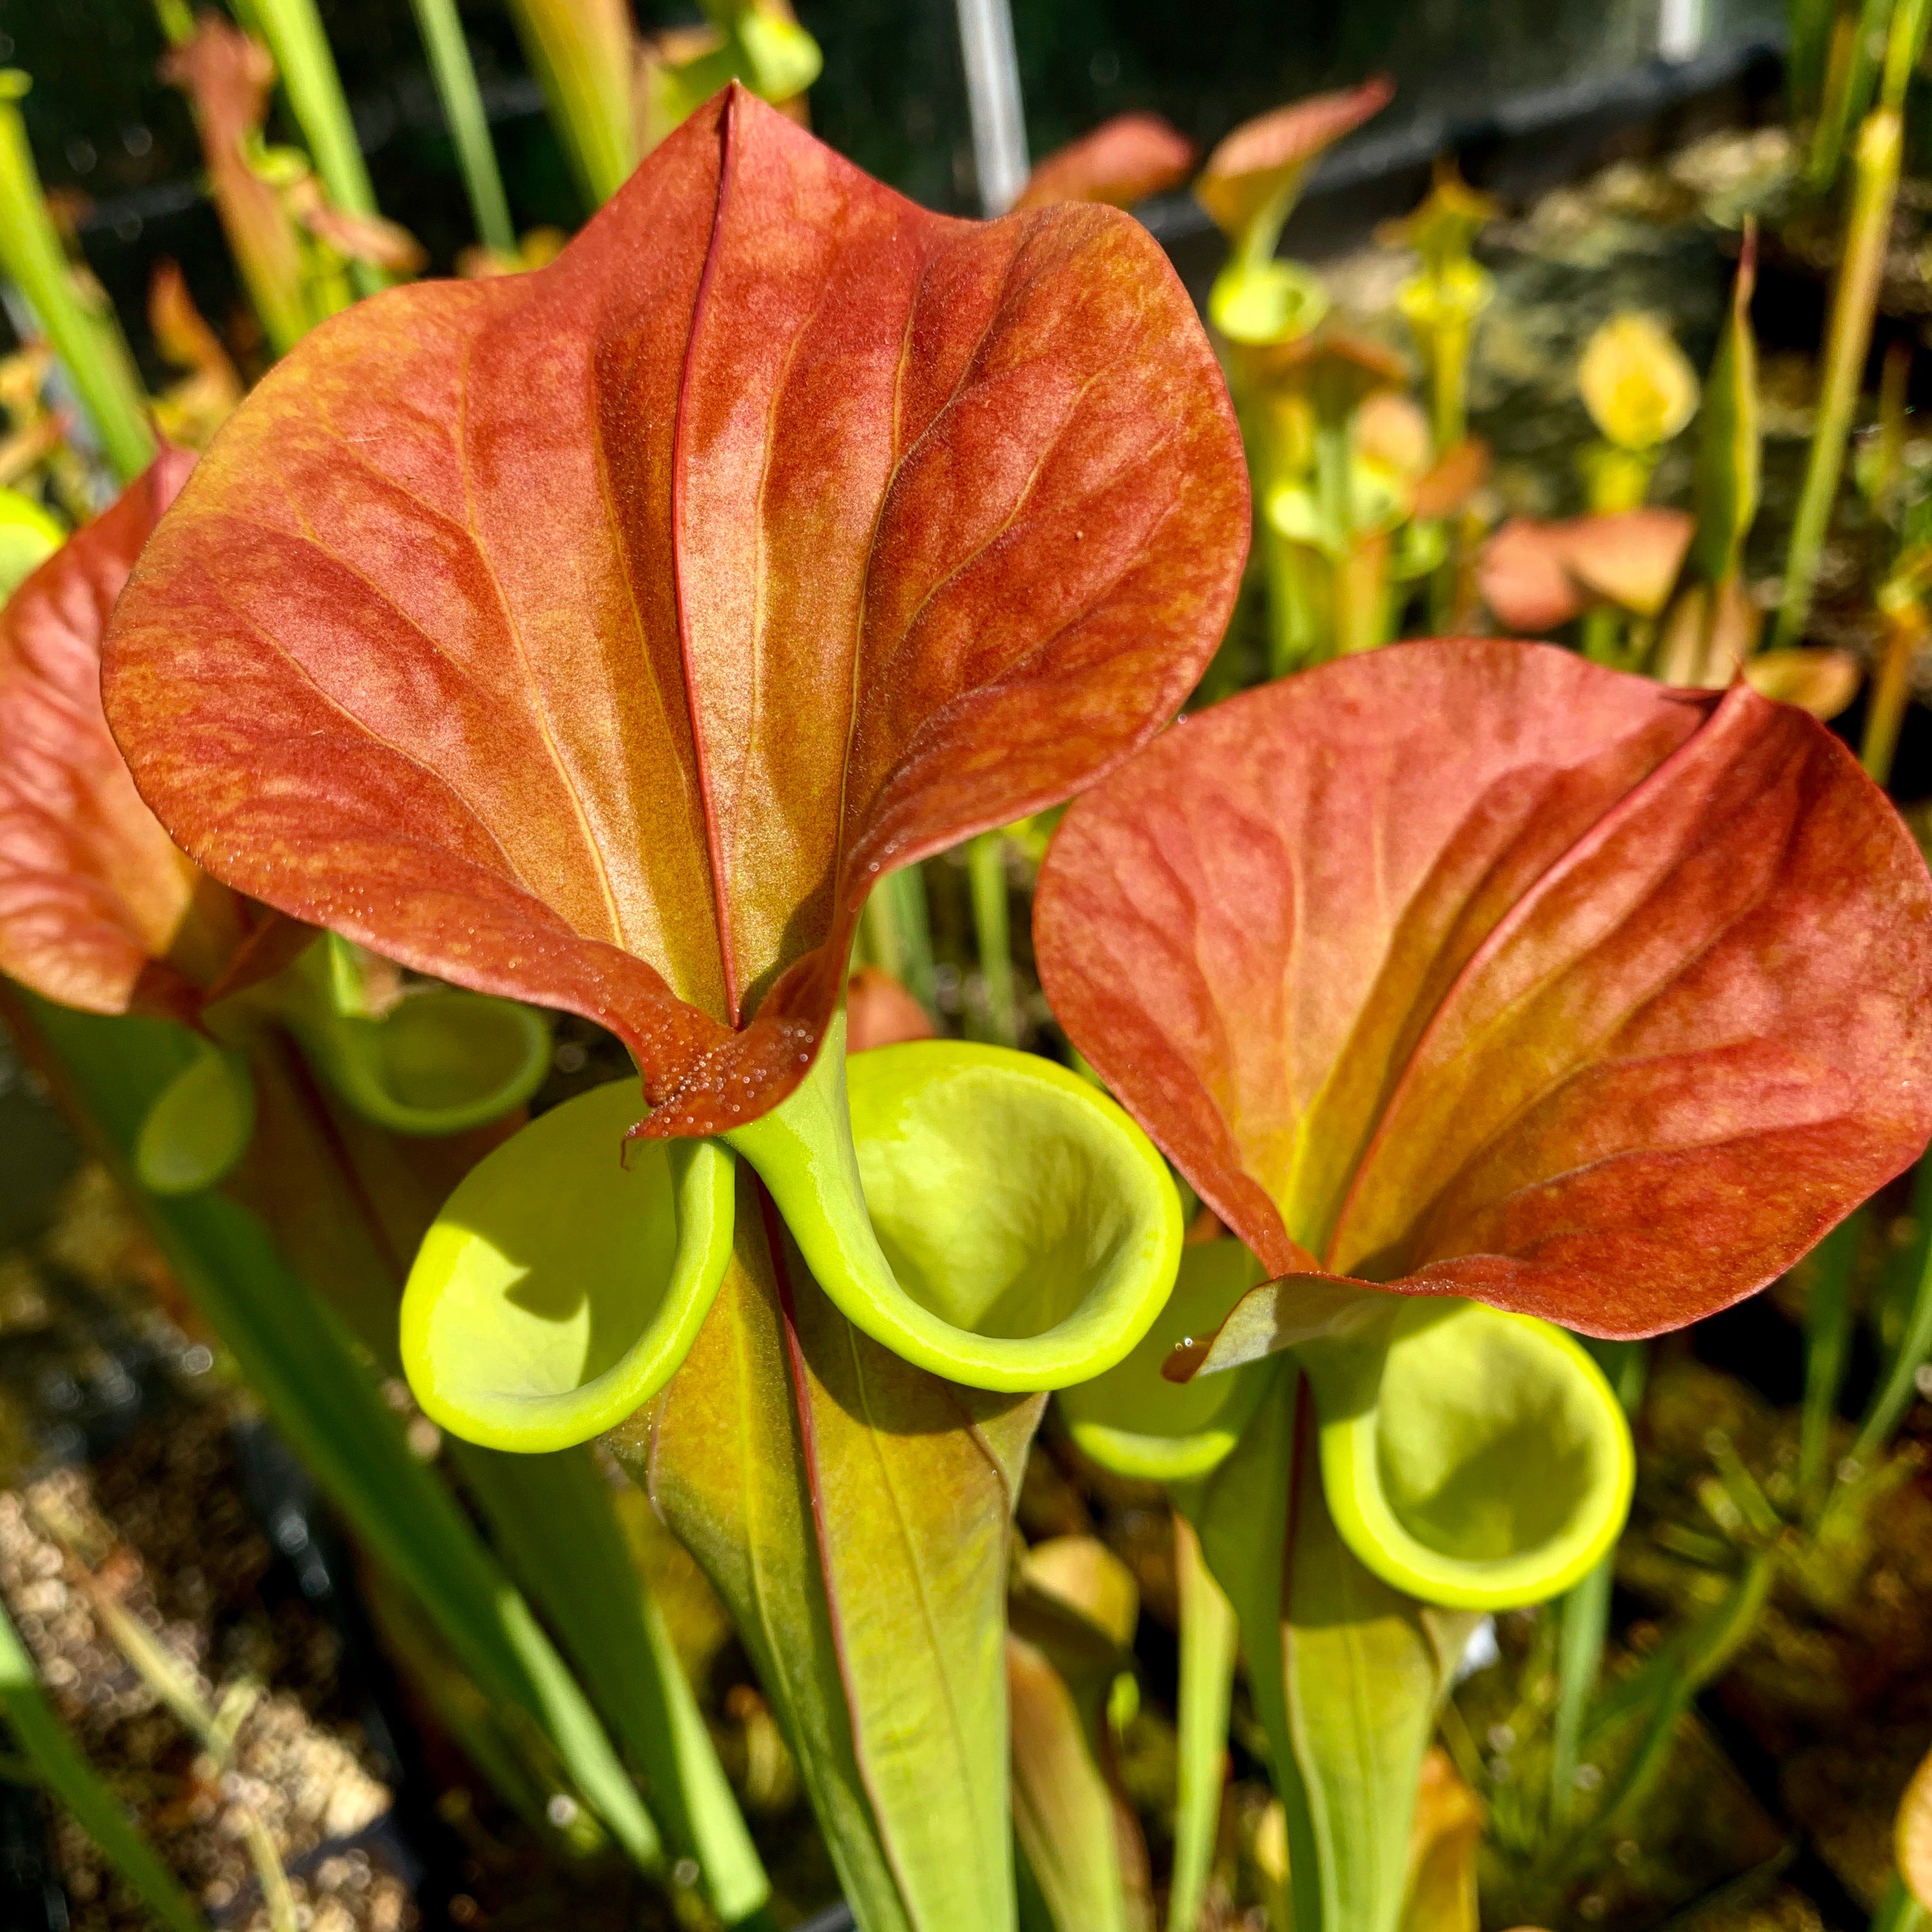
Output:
[{"xmin": 0, "ymin": 0, "xmax": 1781, "ymax": 381}]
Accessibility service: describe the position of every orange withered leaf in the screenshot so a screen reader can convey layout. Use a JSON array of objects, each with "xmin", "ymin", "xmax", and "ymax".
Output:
[
  {"xmin": 1193, "ymin": 77, "xmax": 1393, "ymax": 240},
  {"xmin": 103, "ymin": 86, "xmax": 1248, "ymax": 1138},
  {"xmin": 844, "ymin": 966, "xmax": 936, "ymax": 1053},
  {"xmin": 1478, "ymin": 518, "xmax": 1586, "ymax": 631},
  {"xmin": 1035, "ymin": 640, "xmax": 1932, "ymax": 1338},
  {"xmin": 1558, "ymin": 507, "xmax": 1693, "ymax": 617},
  {"xmin": 1013, "ymin": 112, "xmax": 1199, "ymax": 211},
  {"xmin": 1480, "ymin": 509, "xmax": 1694, "ymax": 631}
]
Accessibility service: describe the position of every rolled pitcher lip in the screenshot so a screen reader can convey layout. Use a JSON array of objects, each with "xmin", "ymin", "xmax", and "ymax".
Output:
[
  {"xmin": 1308, "ymin": 1304, "xmax": 1636, "ymax": 1611},
  {"xmin": 294, "ymin": 986, "xmax": 555, "ymax": 1138},
  {"xmin": 1057, "ymin": 1236, "xmax": 1276, "ymax": 1479},
  {"xmin": 839, "ymin": 1038, "xmax": 1185, "ymax": 1392},
  {"xmin": 1061, "ymin": 1405, "xmax": 1261, "ymax": 1483},
  {"xmin": 729, "ymin": 1028, "xmax": 1186, "ymax": 1393},
  {"xmin": 400, "ymin": 1081, "xmax": 738, "ymax": 1452},
  {"xmin": 133, "ymin": 1038, "xmax": 256, "ymax": 1197},
  {"xmin": 1208, "ymin": 255, "xmax": 1330, "ymax": 348}
]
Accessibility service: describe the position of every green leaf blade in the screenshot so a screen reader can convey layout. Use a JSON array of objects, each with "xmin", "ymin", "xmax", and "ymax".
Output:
[{"xmin": 0, "ymin": 1599, "xmax": 209, "ymax": 1932}]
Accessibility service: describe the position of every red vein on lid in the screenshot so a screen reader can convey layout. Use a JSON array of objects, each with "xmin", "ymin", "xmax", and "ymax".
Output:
[{"xmin": 673, "ymin": 88, "xmax": 747, "ymax": 1024}]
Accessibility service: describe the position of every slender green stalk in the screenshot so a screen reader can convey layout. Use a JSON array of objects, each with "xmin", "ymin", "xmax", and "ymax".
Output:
[
  {"xmin": 355, "ymin": 1556, "xmax": 604, "ymax": 1847},
  {"xmin": 0, "ymin": 1598, "xmax": 210, "ymax": 1932},
  {"xmin": 1791, "ymin": 0, "xmax": 1846, "ymax": 118},
  {"xmin": 66, "ymin": 1575, "xmax": 296, "ymax": 1931},
  {"xmin": 1169, "ymin": 1512, "xmax": 1236, "ymax": 1932},
  {"xmin": 861, "ymin": 865, "xmax": 938, "ymax": 1015},
  {"xmin": 15, "ymin": 994, "xmax": 669, "ymax": 1880},
  {"xmin": 1549, "ymin": 1340, "xmax": 1644, "ymax": 1828},
  {"xmin": 887, "ymin": 866, "xmax": 937, "ymax": 1012},
  {"xmin": 1238, "ymin": 396, "xmax": 1319, "ymax": 678},
  {"xmin": 1566, "ymin": 1552, "xmax": 1772, "ymax": 1870},
  {"xmin": 1430, "ymin": 310, "xmax": 1473, "ymax": 454},
  {"xmin": 1809, "ymin": 0, "xmax": 1894, "ymax": 190},
  {"xmin": 1815, "ymin": 8, "xmax": 1860, "ymax": 160},
  {"xmin": 1800, "ymin": 1214, "xmax": 1862, "ymax": 1506},
  {"xmin": 407, "ymin": 0, "xmax": 517, "ymax": 257},
  {"xmin": 1307, "ymin": 418, "xmax": 1358, "ymax": 664},
  {"xmin": 1864, "ymin": 592, "xmax": 1924, "ymax": 783},
  {"xmin": 1579, "ymin": 606, "xmax": 1625, "ymax": 666},
  {"xmin": 1551, "ymin": 1561, "xmax": 1616, "ymax": 1829},
  {"xmin": 503, "ymin": 0, "xmax": 637, "ymax": 210},
  {"xmin": 457, "ymin": 1446, "xmax": 773, "ymax": 1925},
  {"xmin": 1852, "ymin": 1153, "xmax": 1932, "ymax": 1464},
  {"xmin": 1263, "ymin": 517, "xmax": 1319, "ymax": 677},
  {"xmin": 237, "ymin": 0, "xmax": 389, "ymax": 296},
  {"xmin": 1423, "ymin": 308, "xmax": 1475, "ymax": 632},
  {"xmin": 1335, "ymin": 537, "xmax": 1391, "ymax": 657},
  {"xmin": 1777, "ymin": 0, "xmax": 1932, "ymax": 648},
  {"xmin": 0, "ymin": 75, "xmax": 154, "ymax": 480},
  {"xmin": 968, "ymin": 831, "xmax": 1019, "ymax": 1046}
]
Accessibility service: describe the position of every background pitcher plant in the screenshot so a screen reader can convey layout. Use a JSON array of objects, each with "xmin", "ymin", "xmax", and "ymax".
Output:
[{"xmin": 1034, "ymin": 638, "xmax": 1932, "ymax": 1932}]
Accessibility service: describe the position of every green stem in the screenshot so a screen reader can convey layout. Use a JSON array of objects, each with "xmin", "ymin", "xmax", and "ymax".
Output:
[
  {"xmin": 1263, "ymin": 519, "xmax": 1319, "ymax": 677},
  {"xmin": 0, "ymin": 1600, "xmax": 210, "ymax": 1932},
  {"xmin": 406, "ymin": 0, "xmax": 517, "ymax": 257},
  {"xmin": 238, "ymin": 0, "xmax": 390, "ymax": 297},
  {"xmin": 1551, "ymin": 1560, "xmax": 1615, "ymax": 1828},
  {"xmin": 1852, "ymin": 1153, "xmax": 1932, "ymax": 1464},
  {"xmin": 1169, "ymin": 1512, "xmax": 1236, "ymax": 1932},
  {"xmin": 1237, "ymin": 183, "xmax": 1298, "ymax": 289},
  {"xmin": 1881, "ymin": 0, "xmax": 1931, "ymax": 107},
  {"xmin": 1430, "ymin": 308, "xmax": 1471, "ymax": 453},
  {"xmin": 1871, "ymin": 1876, "xmax": 1931, "ymax": 1932},
  {"xmin": 1800, "ymin": 1213, "xmax": 1862, "ymax": 1508},
  {"xmin": 0, "ymin": 75, "xmax": 154, "ymax": 481},
  {"xmin": 1333, "ymin": 536, "xmax": 1390, "ymax": 657},
  {"xmin": 1563, "ymin": 1552, "xmax": 1772, "ymax": 1874},
  {"xmin": 13, "ymin": 993, "xmax": 668, "ymax": 1878},
  {"xmin": 1425, "ymin": 312, "xmax": 1473, "ymax": 634},
  {"xmin": 968, "ymin": 831, "xmax": 1019, "ymax": 1047},
  {"xmin": 502, "ymin": 0, "xmax": 637, "ymax": 211},
  {"xmin": 1777, "ymin": 105, "xmax": 1910, "ymax": 648},
  {"xmin": 1791, "ymin": 0, "xmax": 1845, "ymax": 118},
  {"xmin": 859, "ymin": 865, "xmax": 937, "ymax": 1016},
  {"xmin": 887, "ymin": 866, "xmax": 937, "ymax": 1013},
  {"xmin": 1869, "ymin": 598, "xmax": 1928, "ymax": 785},
  {"xmin": 69, "ymin": 1584, "xmax": 295, "ymax": 1929},
  {"xmin": 455, "ymin": 1446, "xmax": 773, "ymax": 1924},
  {"xmin": 1243, "ymin": 399, "xmax": 1319, "ymax": 678},
  {"xmin": 1299, "ymin": 417, "xmax": 1355, "ymax": 666},
  {"xmin": 1809, "ymin": 0, "xmax": 1894, "ymax": 190},
  {"xmin": 1580, "ymin": 606, "xmax": 1625, "ymax": 665},
  {"xmin": 1549, "ymin": 1339, "xmax": 1644, "ymax": 1828}
]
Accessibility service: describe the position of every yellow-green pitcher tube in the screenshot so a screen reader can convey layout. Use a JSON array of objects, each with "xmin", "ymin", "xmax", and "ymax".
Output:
[{"xmin": 723, "ymin": 1016, "xmax": 1184, "ymax": 1392}]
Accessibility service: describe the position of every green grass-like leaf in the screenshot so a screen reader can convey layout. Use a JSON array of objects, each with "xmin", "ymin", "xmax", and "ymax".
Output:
[
  {"xmin": 19, "ymin": 995, "xmax": 666, "ymax": 1876},
  {"xmin": 0, "ymin": 1596, "xmax": 210, "ymax": 1932}
]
